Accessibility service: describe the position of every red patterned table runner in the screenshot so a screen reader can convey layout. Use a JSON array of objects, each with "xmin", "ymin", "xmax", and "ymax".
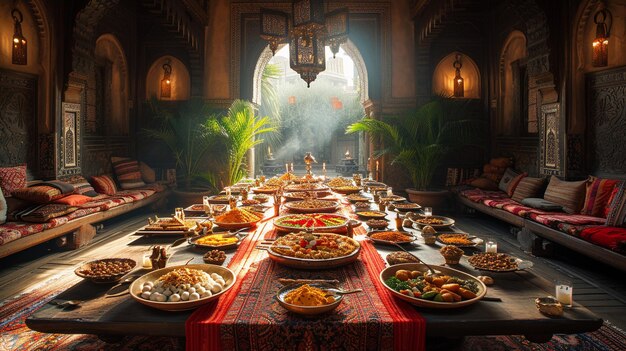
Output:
[{"xmin": 186, "ymin": 199, "xmax": 425, "ymax": 351}]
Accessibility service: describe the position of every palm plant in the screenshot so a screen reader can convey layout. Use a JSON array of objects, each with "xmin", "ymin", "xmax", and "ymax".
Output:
[
  {"xmin": 211, "ymin": 100, "xmax": 277, "ymax": 186},
  {"xmin": 346, "ymin": 97, "xmax": 485, "ymax": 190}
]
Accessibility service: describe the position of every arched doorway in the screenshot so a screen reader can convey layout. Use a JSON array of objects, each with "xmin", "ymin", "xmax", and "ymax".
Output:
[{"xmin": 252, "ymin": 39, "xmax": 371, "ymax": 177}]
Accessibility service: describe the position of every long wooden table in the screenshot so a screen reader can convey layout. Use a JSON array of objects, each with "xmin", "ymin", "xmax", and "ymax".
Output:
[{"xmin": 26, "ymin": 199, "xmax": 603, "ymax": 345}]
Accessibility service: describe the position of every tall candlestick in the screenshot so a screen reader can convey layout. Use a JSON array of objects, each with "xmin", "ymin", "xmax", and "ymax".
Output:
[
  {"xmin": 376, "ymin": 160, "xmax": 379, "ymax": 172},
  {"xmin": 322, "ymin": 162, "xmax": 326, "ymax": 171},
  {"xmin": 285, "ymin": 163, "xmax": 289, "ymax": 173},
  {"xmin": 367, "ymin": 157, "xmax": 371, "ymax": 172},
  {"xmin": 290, "ymin": 163, "xmax": 294, "ymax": 172}
]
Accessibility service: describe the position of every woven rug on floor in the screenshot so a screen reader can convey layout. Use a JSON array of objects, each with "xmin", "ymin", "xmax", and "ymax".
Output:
[{"xmin": 2, "ymin": 270, "xmax": 626, "ymax": 351}]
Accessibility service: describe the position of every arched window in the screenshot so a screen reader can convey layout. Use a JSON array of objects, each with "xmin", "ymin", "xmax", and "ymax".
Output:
[{"xmin": 498, "ymin": 31, "xmax": 530, "ymax": 136}]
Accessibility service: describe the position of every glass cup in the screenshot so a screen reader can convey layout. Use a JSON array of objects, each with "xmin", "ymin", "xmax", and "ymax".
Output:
[
  {"xmin": 555, "ymin": 279, "xmax": 573, "ymax": 307},
  {"xmin": 386, "ymin": 187, "xmax": 393, "ymax": 196},
  {"xmin": 174, "ymin": 207, "xmax": 185, "ymax": 221},
  {"xmin": 485, "ymin": 239, "xmax": 498, "ymax": 253},
  {"xmin": 423, "ymin": 207, "xmax": 433, "ymax": 217}
]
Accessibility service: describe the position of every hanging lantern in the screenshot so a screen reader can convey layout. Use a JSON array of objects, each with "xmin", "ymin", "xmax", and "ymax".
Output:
[
  {"xmin": 160, "ymin": 61, "xmax": 172, "ymax": 99},
  {"xmin": 11, "ymin": 9, "xmax": 27, "ymax": 65},
  {"xmin": 592, "ymin": 9, "xmax": 611, "ymax": 67},
  {"xmin": 291, "ymin": 0, "xmax": 325, "ymax": 38},
  {"xmin": 325, "ymin": 8, "xmax": 349, "ymax": 58},
  {"xmin": 453, "ymin": 54, "xmax": 464, "ymax": 98},
  {"xmin": 290, "ymin": 32, "xmax": 325, "ymax": 87},
  {"xmin": 260, "ymin": 9, "xmax": 288, "ymax": 56}
]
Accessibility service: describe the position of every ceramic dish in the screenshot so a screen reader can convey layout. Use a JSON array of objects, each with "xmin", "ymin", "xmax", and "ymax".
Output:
[
  {"xmin": 411, "ymin": 215, "xmax": 456, "ymax": 229},
  {"xmin": 273, "ymin": 213, "xmax": 350, "ymax": 233},
  {"xmin": 391, "ymin": 202, "xmax": 422, "ymax": 212},
  {"xmin": 379, "ymin": 263, "xmax": 487, "ymax": 309},
  {"xmin": 331, "ymin": 186, "xmax": 362, "ymax": 195},
  {"xmin": 283, "ymin": 200, "xmax": 340, "ymax": 214},
  {"xmin": 129, "ymin": 264, "xmax": 235, "ymax": 311},
  {"xmin": 266, "ymin": 232, "xmax": 360, "ymax": 269},
  {"xmin": 208, "ymin": 195, "xmax": 232, "ymax": 204},
  {"xmin": 188, "ymin": 232, "xmax": 245, "ymax": 250},
  {"xmin": 367, "ymin": 230, "xmax": 416, "ymax": 245},
  {"xmin": 213, "ymin": 220, "xmax": 259, "ymax": 230},
  {"xmin": 75, "ymin": 258, "xmax": 137, "ymax": 283},
  {"xmin": 467, "ymin": 252, "xmax": 534, "ymax": 272},
  {"xmin": 436, "ymin": 233, "xmax": 480, "ymax": 247},
  {"xmin": 284, "ymin": 183, "xmax": 330, "ymax": 192},
  {"xmin": 252, "ymin": 186, "xmax": 280, "ymax": 194},
  {"xmin": 355, "ymin": 210, "xmax": 387, "ymax": 219},
  {"xmin": 275, "ymin": 283, "xmax": 344, "ymax": 315},
  {"xmin": 379, "ymin": 195, "xmax": 407, "ymax": 203}
]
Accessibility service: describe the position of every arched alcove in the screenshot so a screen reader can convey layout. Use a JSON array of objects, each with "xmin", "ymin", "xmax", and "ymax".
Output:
[
  {"xmin": 432, "ymin": 52, "xmax": 480, "ymax": 99},
  {"xmin": 498, "ymin": 30, "xmax": 527, "ymax": 136},
  {"xmin": 146, "ymin": 56, "xmax": 191, "ymax": 101},
  {"xmin": 95, "ymin": 34, "xmax": 129, "ymax": 134}
]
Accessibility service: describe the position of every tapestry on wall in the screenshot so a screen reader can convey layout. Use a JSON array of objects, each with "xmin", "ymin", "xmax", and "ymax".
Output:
[{"xmin": 539, "ymin": 102, "xmax": 563, "ymax": 176}]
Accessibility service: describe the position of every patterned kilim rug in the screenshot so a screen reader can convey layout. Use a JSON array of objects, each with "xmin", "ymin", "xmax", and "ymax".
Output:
[{"xmin": 2, "ymin": 270, "xmax": 625, "ymax": 351}]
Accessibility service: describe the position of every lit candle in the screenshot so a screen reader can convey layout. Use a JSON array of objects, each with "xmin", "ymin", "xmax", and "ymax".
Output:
[
  {"xmin": 290, "ymin": 163, "xmax": 294, "ymax": 172},
  {"xmin": 268, "ymin": 145, "xmax": 271, "ymax": 154},
  {"xmin": 285, "ymin": 163, "xmax": 289, "ymax": 173},
  {"xmin": 485, "ymin": 240, "xmax": 497, "ymax": 253},
  {"xmin": 322, "ymin": 162, "xmax": 326, "ymax": 171},
  {"xmin": 376, "ymin": 160, "xmax": 379, "ymax": 172},
  {"xmin": 386, "ymin": 187, "xmax": 393, "ymax": 196},
  {"xmin": 142, "ymin": 254, "xmax": 152, "ymax": 269},
  {"xmin": 555, "ymin": 281, "xmax": 573, "ymax": 307},
  {"xmin": 367, "ymin": 157, "xmax": 371, "ymax": 171},
  {"xmin": 225, "ymin": 187, "xmax": 231, "ymax": 197}
]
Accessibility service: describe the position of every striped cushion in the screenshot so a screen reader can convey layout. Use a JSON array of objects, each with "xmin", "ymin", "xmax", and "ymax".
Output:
[
  {"xmin": 498, "ymin": 168, "xmax": 527, "ymax": 197},
  {"xmin": 543, "ymin": 176, "xmax": 587, "ymax": 214},
  {"xmin": 604, "ymin": 184, "xmax": 622, "ymax": 218},
  {"xmin": 12, "ymin": 185, "xmax": 67, "ymax": 203},
  {"xmin": 512, "ymin": 177, "xmax": 545, "ymax": 203},
  {"xmin": 581, "ymin": 177, "xmax": 620, "ymax": 218},
  {"xmin": 11, "ymin": 203, "xmax": 77, "ymax": 223},
  {"xmin": 64, "ymin": 175, "xmax": 98, "ymax": 197},
  {"xmin": 111, "ymin": 157, "xmax": 146, "ymax": 190},
  {"xmin": 0, "ymin": 164, "xmax": 26, "ymax": 197},
  {"xmin": 606, "ymin": 182, "xmax": 626, "ymax": 227},
  {"xmin": 91, "ymin": 175, "xmax": 117, "ymax": 195}
]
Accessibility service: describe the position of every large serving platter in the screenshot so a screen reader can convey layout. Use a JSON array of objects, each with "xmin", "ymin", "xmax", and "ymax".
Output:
[
  {"xmin": 467, "ymin": 253, "xmax": 534, "ymax": 272},
  {"xmin": 436, "ymin": 233, "xmax": 480, "ymax": 248},
  {"xmin": 275, "ymin": 283, "xmax": 344, "ymax": 315},
  {"xmin": 331, "ymin": 186, "xmax": 362, "ymax": 195},
  {"xmin": 188, "ymin": 232, "xmax": 245, "ymax": 250},
  {"xmin": 213, "ymin": 219, "xmax": 259, "ymax": 230},
  {"xmin": 283, "ymin": 183, "xmax": 330, "ymax": 193},
  {"xmin": 129, "ymin": 264, "xmax": 235, "ymax": 311},
  {"xmin": 379, "ymin": 263, "xmax": 487, "ymax": 309},
  {"xmin": 367, "ymin": 230, "xmax": 416, "ymax": 245},
  {"xmin": 391, "ymin": 202, "xmax": 422, "ymax": 212},
  {"xmin": 411, "ymin": 215, "xmax": 456, "ymax": 229},
  {"xmin": 252, "ymin": 186, "xmax": 280, "ymax": 194},
  {"xmin": 266, "ymin": 232, "xmax": 360, "ymax": 269},
  {"xmin": 273, "ymin": 213, "xmax": 349, "ymax": 232},
  {"xmin": 74, "ymin": 258, "xmax": 137, "ymax": 283},
  {"xmin": 283, "ymin": 200, "xmax": 339, "ymax": 214}
]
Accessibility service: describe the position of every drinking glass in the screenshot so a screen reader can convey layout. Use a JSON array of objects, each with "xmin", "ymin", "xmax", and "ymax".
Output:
[
  {"xmin": 174, "ymin": 207, "xmax": 185, "ymax": 221},
  {"xmin": 555, "ymin": 279, "xmax": 573, "ymax": 307}
]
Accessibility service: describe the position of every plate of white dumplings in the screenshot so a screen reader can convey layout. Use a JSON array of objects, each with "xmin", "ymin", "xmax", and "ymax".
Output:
[{"xmin": 130, "ymin": 264, "xmax": 235, "ymax": 311}]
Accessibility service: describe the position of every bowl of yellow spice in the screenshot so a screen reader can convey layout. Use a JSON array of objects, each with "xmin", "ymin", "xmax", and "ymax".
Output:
[
  {"xmin": 276, "ymin": 283, "xmax": 344, "ymax": 316},
  {"xmin": 189, "ymin": 233, "xmax": 242, "ymax": 250}
]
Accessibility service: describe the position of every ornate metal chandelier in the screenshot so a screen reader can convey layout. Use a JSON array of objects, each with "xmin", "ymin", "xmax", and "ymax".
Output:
[{"xmin": 260, "ymin": 0, "xmax": 349, "ymax": 87}]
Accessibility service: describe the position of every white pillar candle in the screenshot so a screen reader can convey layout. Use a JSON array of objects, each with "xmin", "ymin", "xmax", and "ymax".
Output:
[
  {"xmin": 285, "ymin": 163, "xmax": 289, "ymax": 173},
  {"xmin": 556, "ymin": 281, "xmax": 573, "ymax": 307},
  {"xmin": 485, "ymin": 240, "xmax": 497, "ymax": 253}
]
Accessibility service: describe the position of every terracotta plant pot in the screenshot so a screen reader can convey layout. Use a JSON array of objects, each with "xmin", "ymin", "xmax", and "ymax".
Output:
[
  {"xmin": 405, "ymin": 188, "xmax": 451, "ymax": 209},
  {"xmin": 172, "ymin": 188, "xmax": 214, "ymax": 208}
]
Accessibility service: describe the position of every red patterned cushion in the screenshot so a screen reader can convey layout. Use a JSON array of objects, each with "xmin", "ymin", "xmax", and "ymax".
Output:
[
  {"xmin": 498, "ymin": 168, "xmax": 526, "ymax": 196},
  {"xmin": 11, "ymin": 204, "xmax": 78, "ymax": 223},
  {"xmin": 91, "ymin": 175, "xmax": 117, "ymax": 195},
  {"xmin": 606, "ymin": 182, "xmax": 626, "ymax": 227},
  {"xmin": 63, "ymin": 175, "xmax": 99, "ymax": 197},
  {"xmin": 581, "ymin": 177, "xmax": 620, "ymax": 218},
  {"xmin": 0, "ymin": 164, "xmax": 26, "ymax": 197},
  {"xmin": 579, "ymin": 226, "xmax": 626, "ymax": 254},
  {"xmin": 12, "ymin": 185, "xmax": 66, "ymax": 203},
  {"xmin": 111, "ymin": 157, "xmax": 146, "ymax": 190},
  {"xmin": 54, "ymin": 194, "xmax": 93, "ymax": 206},
  {"xmin": 543, "ymin": 176, "xmax": 587, "ymax": 214}
]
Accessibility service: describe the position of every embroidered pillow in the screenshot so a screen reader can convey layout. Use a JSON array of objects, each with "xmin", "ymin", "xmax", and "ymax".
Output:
[
  {"xmin": 139, "ymin": 161, "xmax": 156, "ymax": 184},
  {"xmin": 12, "ymin": 185, "xmax": 66, "ymax": 203},
  {"xmin": 512, "ymin": 177, "xmax": 545, "ymax": 203},
  {"xmin": 606, "ymin": 182, "xmax": 626, "ymax": 227},
  {"xmin": 581, "ymin": 177, "xmax": 620, "ymax": 218},
  {"xmin": 12, "ymin": 204, "xmax": 77, "ymax": 223},
  {"xmin": 91, "ymin": 175, "xmax": 117, "ymax": 195},
  {"xmin": 604, "ymin": 184, "xmax": 623, "ymax": 218},
  {"xmin": 54, "ymin": 194, "xmax": 93, "ymax": 206},
  {"xmin": 64, "ymin": 175, "xmax": 99, "ymax": 197},
  {"xmin": 498, "ymin": 168, "xmax": 527, "ymax": 197},
  {"xmin": 0, "ymin": 164, "xmax": 27, "ymax": 197},
  {"xmin": 111, "ymin": 157, "xmax": 146, "ymax": 190},
  {"xmin": 0, "ymin": 187, "xmax": 6, "ymax": 224},
  {"xmin": 543, "ymin": 176, "xmax": 587, "ymax": 214}
]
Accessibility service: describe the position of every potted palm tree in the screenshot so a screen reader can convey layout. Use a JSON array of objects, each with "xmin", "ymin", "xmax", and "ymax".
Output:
[{"xmin": 346, "ymin": 97, "xmax": 485, "ymax": 208}]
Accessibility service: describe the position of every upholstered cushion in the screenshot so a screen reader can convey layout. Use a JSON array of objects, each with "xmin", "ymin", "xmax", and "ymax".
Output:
[
  {"xmin": 605, "ymin": 182, "xmax": 626, "ymax": 227},
  {"xmin": 579, "ymin": 226, "xmax": 626, "ymax": 254},
  {"xmin": 469, "ymin": 177, "xmax": 500, "ymax": 190},
  {"xmin": 139, "ymin": 161, "xmax": 156, "ymax": 184},
  {"xmin": 581, "ymin": 177, "xmax": 620, "ymax": 218},
  {"xmin": 498, "ymin": 168, "xmax": 527, "ymax": 196},
  {"xmin": 522, "ymin": 197, "xmax": 564, "ymax": 211},
  {"xmin": 543, "ymin": 176, "xmax": 587, "ymax": 214},
  {"xmin": 54, "ymin": 194, "xmax": 93, "ymax": 206},
  {"xmin": 64, "ymin": 175, "xmax": 98, "ymax": 197},
  {"xmin": 111, "ymin": 157, "xmax": 146, "ymax": 190},
  {"xmin": 0, "ymin": 187, "xmax": 6, "ymax": 224},
  {"xmin": 12, "ymin": 185, "xmax": 68, "ymax": 203},
  {"xmin": 604, "ymin": 184, "xmax": 622, "ymax": 218},
  {"xmin": 91, "ymin": 175, "xmax": 117, "ymax": 195},
  {"xmin": 512, "ymin": 177, "xmax": 545, "ymax": 203},
  {"xmin": 11, "ymin": 204, "xmax": 77, "ymax": 223},
  {"xmin": 0, "ymin": 164, "xmax": 27, "ymax": 197}
]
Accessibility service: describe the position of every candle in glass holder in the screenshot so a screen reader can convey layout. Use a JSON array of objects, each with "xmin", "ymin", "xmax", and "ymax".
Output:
[
  {"xmin": 290, "ymin": 163, "xmax": 294, "ymax": 173},
  {"xmin": 225, "ymin": 187, "xmax": 231, "ymax": 197},
  {"xmin": 485, "ymin": 239, "xmax": 498, "ymax": 253},
  {"xmin": 285, "ymin": 163, "xmax": 289, "ymax": 173},
  {"xmin": 386, "ymin": 187, "xmax": 393, "ymax": 196},
  {"xmin": 142, "ymin": 254, "xmax": 152, "ymax": 269},
  {"xmin": 203, "ymin": 196, "xmax": 210, "ymax": 214},
  {"xmin": 376, "ymin": 160, "xmax": 379, "ymax": 172},
  {"xmin": 555, "ymin": 280, "xmax": 573, "ymax": 307},
  {"xmin": 423, "ymin": 207, "xmax": 433, "ymax": 217},
  {"xmin": 322, "ymin": 162, "xmax": 326, "ymax": 172}
]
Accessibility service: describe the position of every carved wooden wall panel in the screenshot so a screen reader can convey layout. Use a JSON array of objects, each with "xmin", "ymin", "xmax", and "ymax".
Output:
[
  {"xmin": 539, "ymin": 103, "xmax": 563, "ymax": 176},
  {"xmin": 0, "ymin": 69, "xmax": 37, "ymax": 172},
  {"xmin": 587, "ymin": 66, "xmax": 626, "ymax": 177}
]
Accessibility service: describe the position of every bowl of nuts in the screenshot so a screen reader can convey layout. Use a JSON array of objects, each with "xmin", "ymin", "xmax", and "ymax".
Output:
[
  {"xmin": 75, "ymin": 258, "xmax": 136, "ymax": 283},
  {"xmin": 203, "ymin": 250, "xmax": 227, "ymax": 265},
  {"xmin": 439, "ymin": 245, "xmax": 464, "ymax": 265}
]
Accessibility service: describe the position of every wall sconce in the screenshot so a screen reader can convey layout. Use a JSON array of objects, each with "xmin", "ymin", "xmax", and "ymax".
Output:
[
  {"xmin": 453, "ymin": 54, "xmax": 464, "ymax": 98},
  {"xmin": 160, "ymin": 61, "xmax": 172, "ymax": 98},
  {"xmin": 592, "ymin": 9, "xmax": 612, "ymax": 67},
  {"xmin": 11, "ymin": 9, "xmax": 27, "ymax": 65}
]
